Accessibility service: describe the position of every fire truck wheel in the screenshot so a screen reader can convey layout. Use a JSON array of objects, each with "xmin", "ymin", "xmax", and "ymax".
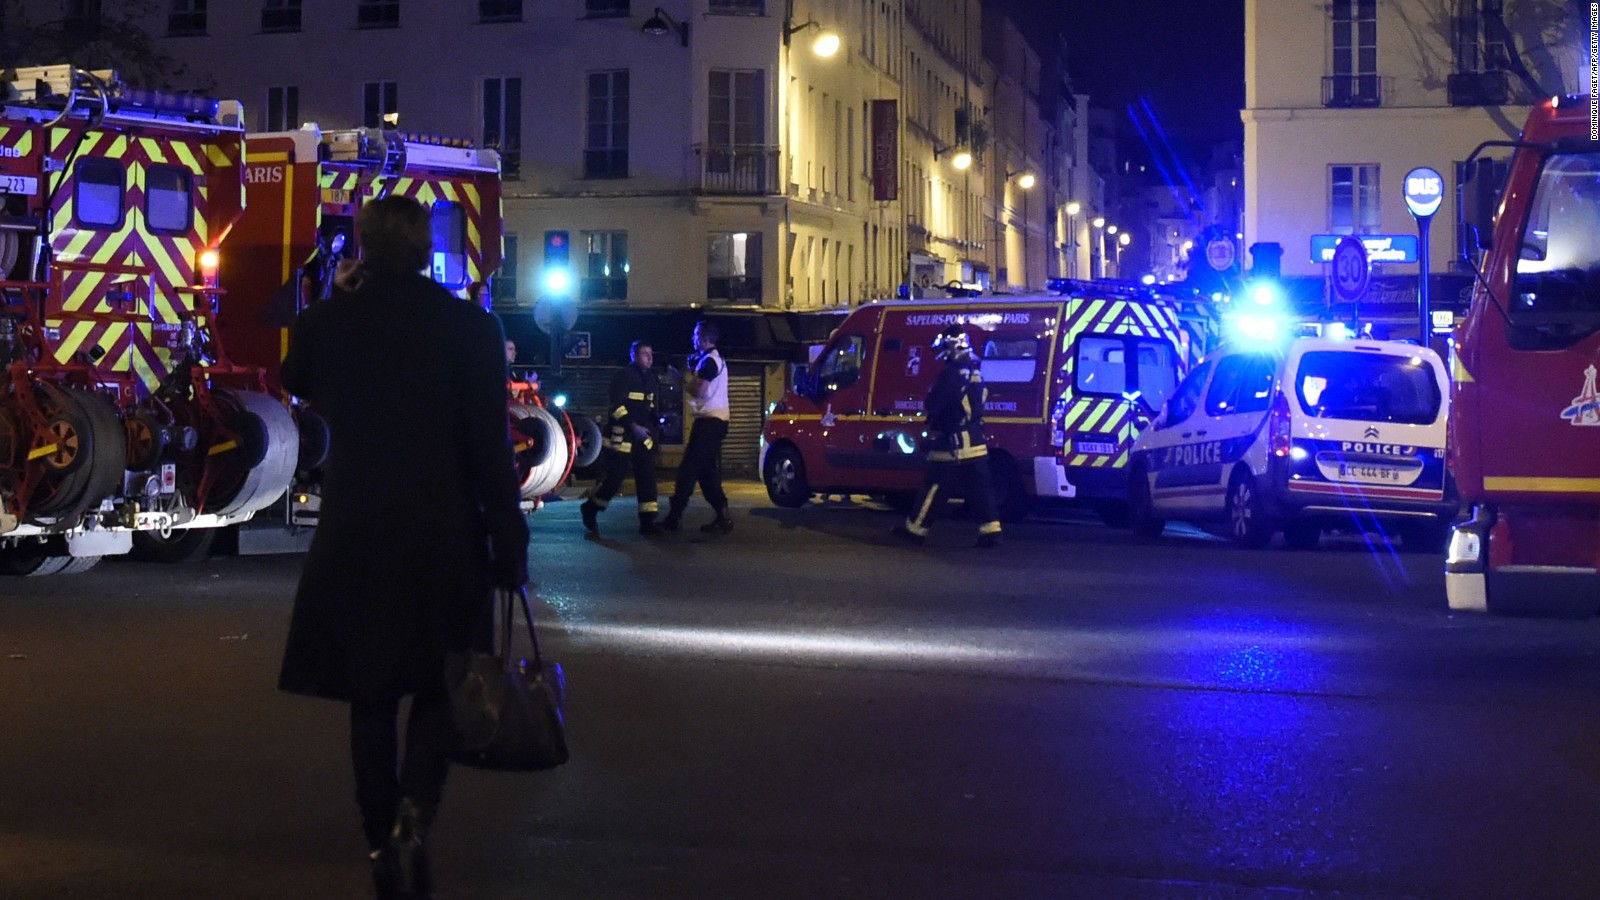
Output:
[
  {"xmin": 55, "ymin": 556, "xmax": 102, "ymax": 575},
  {"xmin": 1226, "ymin": 471, "xmax": 1274, "ymax": 549},
  {"xmin": 296, "ymin": 407, "xmax": 330, "ymax": 472},
  {"xmin": 0, "ymin": 541, "xmax": 72, "ymax": 576},
  {"xmin": 1128, "ymin": 466, "xmax": 1166, "ymax": 539},
  {"xmin": 130, "ymin": 528, "xmax": 218, "ymax": 563},
  {"xmin": 1282, "ymin": 520, "xmax": 1321, "ymax": 550},
  {"xmin": 990, "ymin": 454, "xmax": 1031, "ymax": 523},
  {"xmin": 763, "ymin": 445, "xmax": 810, "ymax": 508},
  {"xmin": 569, "ymin": 414, "xmax": 603, "ymax": 469}
]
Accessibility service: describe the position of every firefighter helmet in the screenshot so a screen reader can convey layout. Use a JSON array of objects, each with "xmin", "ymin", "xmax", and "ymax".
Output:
[{"xmin": 932, "ymin": 325, "xmax": 973, "ymax": 361}]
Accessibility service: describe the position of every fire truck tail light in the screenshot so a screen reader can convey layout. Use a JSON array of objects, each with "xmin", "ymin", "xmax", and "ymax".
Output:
[
  {"xmin": 1269, "ymin": 391, "xmax": 1292, "ymax": 458},
  {"xmin": 199, "ymin": 249, "xmax": 220, "ymax": 287}
]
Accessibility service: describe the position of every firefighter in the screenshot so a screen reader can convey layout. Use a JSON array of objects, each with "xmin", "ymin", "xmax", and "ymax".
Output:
[
  {"xmin": 581, "ymin": 340, "xmax": 663, "ymax": 536},
  {"xmin": 892, "ymin": 325, "xmax": 1002, "ymax": 548}
]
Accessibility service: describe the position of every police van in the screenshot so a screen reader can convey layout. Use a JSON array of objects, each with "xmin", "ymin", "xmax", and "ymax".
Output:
[
  {"xmin": 1126, "ymin": 336, "xmax": 1455, "ymax": 548},
  {"xmin": 761, "ymin": 283, "xmax": 1191, "ymax": 521}
]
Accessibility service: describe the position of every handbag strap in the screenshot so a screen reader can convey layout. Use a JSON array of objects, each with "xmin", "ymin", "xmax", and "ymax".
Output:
[{"xmin": 499, "ymin": 586, "xmax": 544, "ymax": 668}]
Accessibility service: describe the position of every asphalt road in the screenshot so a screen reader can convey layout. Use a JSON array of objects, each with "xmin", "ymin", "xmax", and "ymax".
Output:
[{"xmin": 4, "ymin": 483, "xmax": 1600, "ymax": 899}]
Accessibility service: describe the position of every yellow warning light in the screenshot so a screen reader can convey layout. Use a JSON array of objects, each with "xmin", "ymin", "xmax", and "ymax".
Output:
[{"xmin": 200, "ymin": 249, "xmax": 220, "ymax": 270}]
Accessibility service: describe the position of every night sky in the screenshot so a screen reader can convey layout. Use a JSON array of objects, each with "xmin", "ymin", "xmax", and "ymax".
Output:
[{"xmin": 1048, "ymin": 0, "xmax": 1246, "ymax": 167}]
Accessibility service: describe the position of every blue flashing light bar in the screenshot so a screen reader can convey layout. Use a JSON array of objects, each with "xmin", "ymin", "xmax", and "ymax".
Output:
[{"xmin": 117, "ymin": 87, "xmax": 221, "ymax": 120}]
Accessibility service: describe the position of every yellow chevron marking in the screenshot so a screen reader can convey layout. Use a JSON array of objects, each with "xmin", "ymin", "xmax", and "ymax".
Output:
[
  {"xmin": 27, "ymin": 444, "xmax": 59, "ymax": 461},
  {"xmin": 140, "ymin": 138, "xmax": 166, "ymax": 165},
  {"xmin": 54, "ymin": 320, "xmax": 98, "ymax": 360},
  {"xmin": 1452, "ymin": 355, "xmax": 1474, "ymax": 383},
  {"xmin": 171, "ymin": 142, "xmax": 202, "ymax": 173},
  {"xmin": 207, "ymin": 440, "xmax": 238, "ymax": 456},
  {"xmin": 205, "ymin": 144, "xmax": 233, "ymax": 167}
]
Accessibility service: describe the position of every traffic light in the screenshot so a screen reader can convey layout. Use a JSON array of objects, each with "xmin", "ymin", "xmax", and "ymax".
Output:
[{"xmin": 542, "ymin": 230, "xmax": 573, "ymax": 295}]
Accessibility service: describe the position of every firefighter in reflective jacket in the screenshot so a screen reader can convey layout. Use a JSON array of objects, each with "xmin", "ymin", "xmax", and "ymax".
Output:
[
  {"xmin": 581, "ymin": 340, "xmax": 664, "ymax": 536},
  {"xmin": 892, "ymin": 326, "xmax": 1002, "ymax": 548}
]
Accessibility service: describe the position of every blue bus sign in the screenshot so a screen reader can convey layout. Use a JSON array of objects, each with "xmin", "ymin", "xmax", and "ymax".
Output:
[{"xmin": 1404, "ymin": 166, "xmax": 1445, "ymax": 219}]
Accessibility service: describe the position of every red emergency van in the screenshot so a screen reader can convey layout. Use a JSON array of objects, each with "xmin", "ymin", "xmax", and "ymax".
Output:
[{"xmin": 761, "ymin": 286, "xmax": 1190, "ymax": 520}]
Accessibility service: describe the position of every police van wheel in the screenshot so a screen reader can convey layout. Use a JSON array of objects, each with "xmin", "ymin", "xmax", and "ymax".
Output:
[
  {"xmin": 764, "ymin": 445, "xmax": 810, "ymax": 508},
  {"xmin": 1128, "ymin": 467, "xmax": 1165, "ymax": 538},
  {"xmin": 1226, "ymin": 472, "xmax": 1274, "ymax": 549}
]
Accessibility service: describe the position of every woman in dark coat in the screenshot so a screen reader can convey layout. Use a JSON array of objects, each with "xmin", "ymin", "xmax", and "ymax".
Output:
[{"xmin": 278, "ymin": 195, "xmax": 528, "ymax": 899}]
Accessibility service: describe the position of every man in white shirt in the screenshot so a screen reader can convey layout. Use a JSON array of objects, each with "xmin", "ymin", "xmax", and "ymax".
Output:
[{"xmin": 662, "ymin": 320, "xmax": 733, "ymax": 534}]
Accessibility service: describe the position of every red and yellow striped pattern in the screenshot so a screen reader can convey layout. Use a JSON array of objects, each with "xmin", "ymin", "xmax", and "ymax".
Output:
[{"xmin": 42, "ymin": 125, "xmax": 244, "ymax": 394}]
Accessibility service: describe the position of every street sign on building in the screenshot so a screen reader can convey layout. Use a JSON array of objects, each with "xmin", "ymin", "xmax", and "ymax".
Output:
[
  {"xmin": 564, "ymin": 330, "xmax": 592, "ymax": 360},
  {"xmin": 1310, "ymin": 233, "xmax": 1418, "ymax": 264}
]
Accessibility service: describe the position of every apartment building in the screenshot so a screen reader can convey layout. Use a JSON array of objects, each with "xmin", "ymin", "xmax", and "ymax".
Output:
[{"xmin": 1242, "ymin": 0, "xmax": 1582, "ymax": 316}]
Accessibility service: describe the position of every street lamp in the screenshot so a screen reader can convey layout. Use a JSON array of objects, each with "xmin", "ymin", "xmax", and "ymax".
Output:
[
  {"xmin": 785, "ymin": 18, "xmax": 840, "ymax": 56},
  {"xmin": 935, "ymin": 144, "xmax": 972, "ymax": 170},
  {"xmin": 1091, "ymin": 217, "xmax": 1106, "ymax": 279},
  {"xmin": 1007, "ymin": 171, "xmax": 1035, "ymax": 190},
  {"xmin": 1115, "ymin": 231, "xmax": 1131, "ymax": 276},
  {"xmin": 641, "ymin": 7, "xmax": 689, "ymax": 46}
]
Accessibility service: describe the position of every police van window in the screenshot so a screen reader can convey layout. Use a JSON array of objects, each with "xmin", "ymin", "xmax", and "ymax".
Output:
[
  {"xmin": 1074, "ymin": 335, "xmax": 1128, "ymax": 396},
  {"xmin": 1295, "ymin": 351, "xmax": 1440, "ymax": 425},
  {"xmin": 430, "ymin": 201, "xmax": 468, "ymax": 288},
  {"xmin": 980, "ymin": 337, "xmax": 1038, "ymax": 383},
  {"xmin": 145, "ymin": 166, "xmax": 192, "ymax": 234},
  {"xmin": 1164, "ymin": 359, "xmax": 1214, "ymax": 426},
  {"xmin": 75, "ymin": 158, "xmax": 124, "ymax": 228},
  {"xmin": 1132, "ymin": 338, "xmax": 1178, "ymax": 412},
  {"xmin": 816, "ymin": 335, "xmax": 864, "ymax": 395},
  {"xmin": 1204, "ymin": 353, "xmax": 1274, "ymax": 416}
]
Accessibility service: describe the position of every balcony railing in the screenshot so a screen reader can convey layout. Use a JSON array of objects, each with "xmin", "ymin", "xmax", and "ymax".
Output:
[
  {"xmin": 1322, "ymin": 74, "xmax": 1382, "ymax": 108},
  {"xmin": 693, "ymin": 144, "xmax": 779, "ymax": 195},
  {"xmin": 1447, "ymin": 71, "xmax": 1510, "ymax": 107}
]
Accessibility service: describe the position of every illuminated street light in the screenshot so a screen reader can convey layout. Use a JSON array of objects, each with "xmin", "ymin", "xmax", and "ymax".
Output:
[
  {"xmin": 1119, "ymin": 232, "xmax": 1131, "ymax": 246},
  {"xmin": 1066, "ymin": 201, "xmax": 1081, "ymax": 216},
  {"xmin": 1107, "ymin": 224, "xmax": 1119, "ymax": 236}
]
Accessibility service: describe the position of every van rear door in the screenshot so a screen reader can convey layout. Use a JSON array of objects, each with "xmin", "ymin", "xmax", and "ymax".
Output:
[{"xmin": 1284, "ymin": 344, "xmax": 1449, "ymax": 502}]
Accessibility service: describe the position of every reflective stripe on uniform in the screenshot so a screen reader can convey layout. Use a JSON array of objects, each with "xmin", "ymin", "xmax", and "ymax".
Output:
[
  {"xmin": 588, "ymin": 493, "xmax": 611, "ymax": 510},
  {"xmin": 927, "ymin": 444, "xmax": 988, "ymax": 462},
  {"xmin": 612, "ymin": 405, "xmax": 630, "ymax": 418},
  {"xmin": 639, "ymin": 501, "xmax": 659, "ymax": 513},
  {"xmin": 907, "ymin": 485, "xmax": 939, "ymax": 533},
  {"xmin": 627, "ymin": 392, "xmax": 646, "ymax": 400},
  {"xmin": 978, "ymin": 521, "xmax": 1002, "ymax": 535}
]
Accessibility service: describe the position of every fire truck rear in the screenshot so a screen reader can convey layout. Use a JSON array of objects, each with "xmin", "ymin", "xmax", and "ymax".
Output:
[
  {"xmin": 0, "ymin": 66, "xmax": 296, "ymax": 573},
  {"xmin": 1447, "ymin": 95, "xmax": 1600, "ymax": 615},
  {"xmin": 177, "ymin": 123, "xmax": 572, "ymax": 558}
]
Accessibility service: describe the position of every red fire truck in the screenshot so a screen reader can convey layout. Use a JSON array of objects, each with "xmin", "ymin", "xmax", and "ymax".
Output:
[
  {"xmin": 761, "ymin": 284, "xmax": 1190, "ymax": 521},
  {"xmin": 134, "ymin": 122, "xmax": 580, "ymax": 559},
  {"xmin": 0, "ymin": 66, "xmax": 296, "ymax": 574},
  {"xmin": 1447, "ymin": 95, "xmax": 1600, "ymax": 614}
]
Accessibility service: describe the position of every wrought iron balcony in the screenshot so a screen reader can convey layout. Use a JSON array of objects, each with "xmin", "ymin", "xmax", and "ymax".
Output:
[
  {"xmin": 1322, "ymin": 74, "xmax": 1382, "ymax": 108},
  {"xmin": 693, "ymin": 144, "xmax": 779, "ymax": 195},
  {"xmin": 1447, "ymin": 71, "xmax": 1510, "ymax": 107}
]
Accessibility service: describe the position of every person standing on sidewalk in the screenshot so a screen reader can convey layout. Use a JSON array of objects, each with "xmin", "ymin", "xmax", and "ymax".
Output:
[
  {"xmin": 892, "ymin": 325, "xmax": 1002, "ymax": 548},
  {"xmin": 581, "ymin": 340, "xmax": 664, "ymax": 536},
  {"xmin": 277, "ymin": 195, "xmax": 529, "ymax": 899},
  {"xmin": 662, "ymin": 320, "xmax": 733, "ymax": 534}
]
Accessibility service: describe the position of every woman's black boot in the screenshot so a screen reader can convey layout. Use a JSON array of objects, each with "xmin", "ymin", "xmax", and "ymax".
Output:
[{"xmin": 389, "ymin": 798, "xmax": 436, "ymax": 899}]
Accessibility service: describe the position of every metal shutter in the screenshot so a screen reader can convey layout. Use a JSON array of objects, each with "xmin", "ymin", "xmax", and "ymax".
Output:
[{"xmin": 724, "ymin": 365, "xmax": 766, "ymax": 480}]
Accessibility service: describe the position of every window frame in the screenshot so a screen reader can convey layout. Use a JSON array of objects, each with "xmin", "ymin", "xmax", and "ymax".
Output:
[
  {"xmin": 492, "ymin": 233, "xmax": 519, "ymax": 305},
  {"xmin": 1071, "ymin": 332, "xmax": 1179, "ymax": 409},
  {"xmin": 362, "ymin": 80, "xmax": 399, "ymax": 129},
  {"xmin": 264, "ymin": 85, "xmax": 299, "ymax": 133},
  {"xmin": 584, "ymin": 0, "xmax": 629, "ymax": 18},
  {"xmin": 261, "ymin": 0, "xmax": 302, "ymax": 32},
  {"xmin": 357, "ymin": 0, "xmax": 400, "ymax": 29},
  {"xmin": 74, "ymin": 157, "xmax": 126, "ymax": 230},
  {"xmin": 579, "ymin": 230, "xmax": 629, "ymax": 301},
  {"xmin": 143, "ymin": 165, "xmax": 194, "ymax": 235},
  {"xmin": 167, "ymin": 0, "xmax": 207, "ymax": 36},
  {"xmin": 478, "ymin": 0, "xmax": 522, "ymax": 23},
  {"xmin": 429, "ymin": 201, "xmax": 469, "ymax": 289},
  {"xmin": 483, "ymin": 77, "xmax": 522, "ymax": 179},
  {"xmin": 1329, "ymin": 163, "xmax": 1380, "ymax": 235},
  {"xmin": 1204, "ymin": 353, "xmax": 1277, "ymax": 417},
  {"xmin": 584, "ymin": 70, "xmax": 630, "ymax": 180},
  {"xmin": 814, "ymin": 334, "xmax": 865, "ymax": 396},
  {"xmin": 707, "ymin": 231, "xmax": 763, "ymax": 301}
]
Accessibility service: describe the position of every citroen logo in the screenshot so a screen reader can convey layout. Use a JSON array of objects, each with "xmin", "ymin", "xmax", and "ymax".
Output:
[{"xmin": 1363, "ymin": 426, "xmax": 1380, "ymax": 439}]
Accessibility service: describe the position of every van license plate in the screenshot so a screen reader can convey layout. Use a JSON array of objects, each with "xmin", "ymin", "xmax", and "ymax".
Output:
[
  {"xmin": 0, "ymin": 175, "xmax": 38, "ymax": 194},
  {"xmin": 1075, "ymin": 440, "xmax": 1118, "ymax": 455},
  {"xmin": 1338, "ymin": 464, "xmax": 1403, "ymax": 482}
]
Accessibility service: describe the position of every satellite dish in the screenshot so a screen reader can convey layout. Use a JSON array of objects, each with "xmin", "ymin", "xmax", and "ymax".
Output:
[{"xmin": 532, "ymin": 298, "xmax": 577, "ymax": 335}]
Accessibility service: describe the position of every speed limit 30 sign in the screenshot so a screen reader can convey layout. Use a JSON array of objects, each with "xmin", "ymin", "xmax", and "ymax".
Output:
[{"xmin": 1331, "ymin": 235, "xmax": 1369, "ymax": 303}]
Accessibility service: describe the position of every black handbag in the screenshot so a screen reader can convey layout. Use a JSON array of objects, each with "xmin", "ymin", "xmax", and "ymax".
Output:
[{"xmin": 445, "ymin": 587, "xmax": 569, "ymax": 772}]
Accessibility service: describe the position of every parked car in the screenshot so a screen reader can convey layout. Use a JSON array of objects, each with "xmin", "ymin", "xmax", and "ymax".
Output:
[{"xmin": 1126, "ymin": 336, "xmax": 1456, "ymax": 549}]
